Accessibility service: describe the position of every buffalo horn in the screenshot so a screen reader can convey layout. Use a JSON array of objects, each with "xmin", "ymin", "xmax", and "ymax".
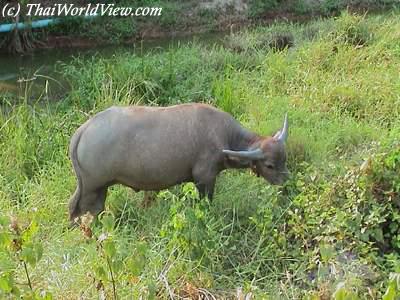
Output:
[
  {"xmin": 222, "ymin": 148, "xmax": 264, "ymax": 160},
  {"xmin": 274, "ymin": 113, "xmax": 288, "ymax": 142}
]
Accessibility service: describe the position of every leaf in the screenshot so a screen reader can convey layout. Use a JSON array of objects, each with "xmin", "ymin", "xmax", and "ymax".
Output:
[
  {"xmin": 112, "ymin": 259, "xmax": 123, "ymax": 273},
  {"xmin": 383, "ymin": 274, "xmax": 400, "ymax": 300},
  {"xmin": 0, "ymin": 216, "xmax": 10, "ymax": 226},
  {"xmin": 373, "ymin": 228, "xmax": 384, "ymax": 243},
  {"xmin": 101, "ymin": 215, "xmax": 115, "ymax": 232},
  {"xmin": 333, "ymin": 287, "xmax": 346, "ymax": 300},
  {"xmin": 320, "ymin": 243, "xmax": 335, "ymax": 262},
  {"xmin": 126, "ymin": 255, "xmax": 145, "ymax": 277},
  {"xmin": 103, "ymin": 240, "xmax": 116, "ymax": 258},
  {"xmin": 382, "ymin": 283, "xmax": 396, "ymax": 300},
  {"xmin": 147, "ymin": 281, "xmax": 157, "ymax": 300},
  {"xmin": 0, "ymin": 273, "xmax": 13, "ymax": 293},
  {"xmin": 22, "ymin": 220, "xmax": 39, "ymax": 243},
  {"xmin": 95, "ymin": 266, "xmax": 107, "ymax": 281},
  {"xmin": 34, "ymin": 242, "xmax": 44, "ymax": 263},
  {"xmin": 136, "ymin": 242, "xmax": 148, "ymax": 256},
  {"xmin": 0, "ymin": 232, "xmax": 11, "ymax": 248},
  {"xmin": 20, "ymin": 246, "xmax": 36, "ymax": 266},
  {"xmin": 39, "ymin": 291, "xmax": 54, "ymax": 300},
  {"xmin": 333, "ymin": 282, "xmax": 360, "ymax": 300},
  {"xmin": 19, "ymin": 242, "xmax": 43, "ymax": 267}
]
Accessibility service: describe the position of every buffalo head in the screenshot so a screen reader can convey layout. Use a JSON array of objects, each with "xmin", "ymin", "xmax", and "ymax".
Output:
[{"xmin": 223, "ymin": 114, "xmax": 289, "ymax": 185}]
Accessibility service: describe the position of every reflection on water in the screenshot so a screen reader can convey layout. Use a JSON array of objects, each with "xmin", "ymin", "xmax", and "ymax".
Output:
[{"xmin": 0, "ymin": 32, "xmax": 225, "ymax": 101}]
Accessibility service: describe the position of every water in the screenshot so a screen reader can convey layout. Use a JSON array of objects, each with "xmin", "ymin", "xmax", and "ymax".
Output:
[{"xmin": 0, "ymin": 32, "xmax": 226, "ymax": 101}]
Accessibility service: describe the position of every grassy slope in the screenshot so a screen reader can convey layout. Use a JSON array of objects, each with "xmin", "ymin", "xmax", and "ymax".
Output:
[
  {"xmin": 28, "ymin": 0, "xmax": 400, "ymax": 45},
  {"xmin": 1, "ymin": 10, "xmax": 400, "ymax": 299}
]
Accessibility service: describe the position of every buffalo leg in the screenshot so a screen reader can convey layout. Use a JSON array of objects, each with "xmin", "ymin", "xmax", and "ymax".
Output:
[
  {"xmin": 195, "ymin": 181, "xmax": 215, "ymax": 200},
  {"xmin": 78, "ymin": 186, "xmax": 108, "ymax": 219},
  {"xmin": 141, "ymin": 191, "xmax": 157, "ymax": 208},
  {"xmin": 192, "ymin": 163, "xmax": 217, "ymax": 201}
]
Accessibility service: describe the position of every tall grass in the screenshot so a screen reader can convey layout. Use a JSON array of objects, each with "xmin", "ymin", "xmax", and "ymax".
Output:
[{"xmin": 1, "ymin": 11, "xmax": 400, "ymax": 299}]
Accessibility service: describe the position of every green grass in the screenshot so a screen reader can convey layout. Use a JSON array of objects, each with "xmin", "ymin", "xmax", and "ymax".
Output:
[
  {"xmin": 1, "ymin": 10, "xmax": 400, "ymax": 299},
  {"xmin": 33, "ymin": 0, "xmax": 400, "ymax": 45}
]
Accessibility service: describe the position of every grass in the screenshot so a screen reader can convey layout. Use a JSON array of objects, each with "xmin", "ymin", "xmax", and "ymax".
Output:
[
  {"xmin": 15, "ymin": 0, "xmax": 399, "ymax": 46},
  {"xmin": 1, "ymin": 10, "xmax": 400, "ymax": 299}
]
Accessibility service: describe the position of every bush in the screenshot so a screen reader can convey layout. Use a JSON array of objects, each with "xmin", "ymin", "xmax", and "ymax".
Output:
[{"xmin": 248, "ymin": 0, "xmax": 280, "ymax": 18}]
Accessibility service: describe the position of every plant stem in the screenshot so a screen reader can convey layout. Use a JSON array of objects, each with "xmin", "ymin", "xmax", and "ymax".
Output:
[
  {"xmin": 23, "ymin": 261, "xmax": 33, "ymax": 290},
  {"xmin": 106, "ymin": 256, "xmax": 117, "ymax": 300}
]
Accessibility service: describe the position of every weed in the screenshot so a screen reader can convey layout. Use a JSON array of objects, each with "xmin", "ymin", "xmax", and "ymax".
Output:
[{"xmin": 0, "ymin": 215, "xmax": 51, "ymax": 298}]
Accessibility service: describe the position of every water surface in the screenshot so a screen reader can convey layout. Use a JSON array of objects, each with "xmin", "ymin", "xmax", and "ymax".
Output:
[{"xmin": 0, "ymin": 32, "xmax": 225, "ymax": 101}]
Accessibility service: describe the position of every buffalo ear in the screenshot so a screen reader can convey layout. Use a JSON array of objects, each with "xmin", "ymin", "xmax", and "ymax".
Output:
[{"xmin": 223, "ymin": 152, "xmax": 253, "ymax": 168}]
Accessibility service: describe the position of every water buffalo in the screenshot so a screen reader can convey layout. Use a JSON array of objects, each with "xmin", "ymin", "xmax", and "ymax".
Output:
[{"xmin": 69, "ymin": 103, "xmax": 289, "ymax": 221}]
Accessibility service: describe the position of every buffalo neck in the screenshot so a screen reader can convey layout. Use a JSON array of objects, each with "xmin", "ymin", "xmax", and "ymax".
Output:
[
  {"xmin": 229, "ymin": 124, "xmax": 261, "ymax": 152},
  {"xmin": 222, "ymin": 124, "xmax": 262, "ymax": 170}
]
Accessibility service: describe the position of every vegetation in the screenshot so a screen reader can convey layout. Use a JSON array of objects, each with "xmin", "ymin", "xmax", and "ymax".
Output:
[
  {"xmin": 45, "ymin": 0, "xmax": 400, "ymax": 44},
  {"xmin": 3, "ymin": 0, "xmax": 400, "ymax": 52},
  {"xmin": 1, "ymin": 10, "xmax": 400, "ymax": 299},
  {"xmin": 3, "ymin": 0, "xmax": 46, "ymax": 53},
  {"xmin": 248, "ymin": 0, "xmax": 400, "ymax": 17}
]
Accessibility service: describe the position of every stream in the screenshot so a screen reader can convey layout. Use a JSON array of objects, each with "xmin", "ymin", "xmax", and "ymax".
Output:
[{"xmin": 0, "ymin": 32, "xmax": 225, "ymax": 101}]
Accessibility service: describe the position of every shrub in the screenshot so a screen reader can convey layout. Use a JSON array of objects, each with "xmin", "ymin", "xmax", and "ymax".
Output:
[{"xmin": 248, "ymin": 0, "xmax": 280, "ymax": 18}]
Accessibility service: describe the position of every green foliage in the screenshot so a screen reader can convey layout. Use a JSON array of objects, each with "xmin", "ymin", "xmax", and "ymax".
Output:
[
  {"xmin": 2, "ymin": 10, "xmax": 400, "ymax": 299},
  {"xmin": 18, "ymin": 0, "xmax": 400, "ymax": 46},
  {"xmin": 212, "ymin": 66, "xmax": 248, "ymax": 116},
  {"xmin": 159, "ymin": 184, "xmax": 219, "ymax": 262},
  {"xmin": 321, "ymin": 0, "xmax": 344, "ymax": 15},
  {"xmin": 332, "ymin": 281, "xmax": 360, "ymax": 300},
  {"xmin": 0, "ymin": 215, "xmax": 50, "ymax": 299},
  {"xmin": 383, "ymin": 273, "xmax": 400, "ymax": 300},
  {"xmin": 330, "ymin": 11, "xmax": 372, "ymax": 46},
  {"xmin": 224, "ymin": 23, "xmax": 295, "ymax": 53},
  {"xmin": 248, "ymin": 0, "xmax": 280, "ymax": 18},
  {"xmin": 48, "ymin": 16, "xmax": 85, "ymax": 35},
  {"xmin": 61, "ymin": 43, "xmax": 264, "ymax": 109},
  {"xmin": 50, "ymin": 16, "xmax": 136, "ymax": 42}
]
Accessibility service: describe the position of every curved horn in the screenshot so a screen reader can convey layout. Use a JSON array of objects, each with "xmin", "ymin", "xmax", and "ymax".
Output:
[
  {"xmin": 222, "ymin": 148, "xmax": 264, "ymax": 160},
  {"xmin": 273, "ymin": 130, "xmax": 281, "ymax": 139},
  {"xmin": 274, "ymin": 113, "xmax": 288, "ymax": 142}
]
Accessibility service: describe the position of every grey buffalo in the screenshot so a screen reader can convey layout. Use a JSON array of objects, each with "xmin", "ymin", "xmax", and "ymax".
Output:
[{"xmin": 69, "ymin": 103, "xmax": 289, "ymax": 221}]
